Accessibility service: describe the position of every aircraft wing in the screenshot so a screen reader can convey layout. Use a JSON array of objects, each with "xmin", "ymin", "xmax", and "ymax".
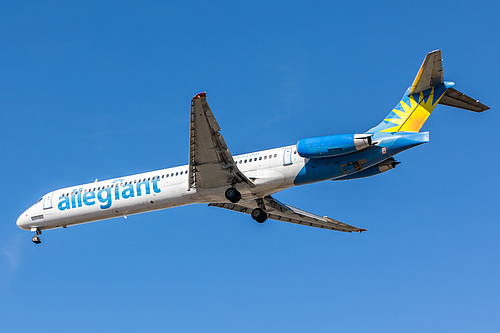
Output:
[
  {"xmin": 209, "ymin": 196, "xmax": 367, "ymax": 233},
  {"xmin": 188, "ymin": 93, "xmax": 255, "ymax": 190}
]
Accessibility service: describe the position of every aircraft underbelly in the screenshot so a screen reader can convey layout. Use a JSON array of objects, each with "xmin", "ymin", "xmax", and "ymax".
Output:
[{"xmin": 294, "ymin": 146, "xmax": 390, "ymax": 185}]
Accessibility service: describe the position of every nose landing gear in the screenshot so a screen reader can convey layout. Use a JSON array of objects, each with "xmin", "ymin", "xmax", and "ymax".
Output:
[{"xmin": 31, "ymin": 229, "xmax": 42, "ymax": 244}]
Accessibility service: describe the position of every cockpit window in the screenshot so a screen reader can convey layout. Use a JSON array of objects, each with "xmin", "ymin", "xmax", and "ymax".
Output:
[{"xmin": 37, "ymin": 197, "xmax": 43, "ymax": 203}]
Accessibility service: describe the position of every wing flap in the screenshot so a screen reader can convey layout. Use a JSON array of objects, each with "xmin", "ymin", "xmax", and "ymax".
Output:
[{"xmin": 209, "ymin": 196, "xmax": 366, "ymax": 233}]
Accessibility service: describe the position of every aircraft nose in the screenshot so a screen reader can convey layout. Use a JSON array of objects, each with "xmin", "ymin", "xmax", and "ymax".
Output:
[{"xmin": 16, "ymin": 211, "xmax": 31, "ymax": 230}]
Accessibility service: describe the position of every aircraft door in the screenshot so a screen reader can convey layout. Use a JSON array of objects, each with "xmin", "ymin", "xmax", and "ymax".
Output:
[
  {"xmin": 43, "ymin": 192, "xmax": 54, "ymax": 210},
  {"xmin": 283, "ymin": 147, "xmax": 293, "ymax": 166}
]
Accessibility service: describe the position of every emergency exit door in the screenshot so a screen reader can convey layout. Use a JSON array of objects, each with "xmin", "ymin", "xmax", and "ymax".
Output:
[{"xmin": 283, "ymin": 147, "xmax": 293, "ymax": 166}]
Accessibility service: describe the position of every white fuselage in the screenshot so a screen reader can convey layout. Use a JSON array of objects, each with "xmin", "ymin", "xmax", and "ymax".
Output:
[{"xmin": 17, "ymin": 145, "xmax": 305, "ymax": 231}]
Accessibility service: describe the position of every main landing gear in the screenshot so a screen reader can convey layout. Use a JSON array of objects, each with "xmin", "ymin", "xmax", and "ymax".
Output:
[
  {"xmin": 32, "ymin": 229, "xmax": 42, "ymax": 244},
  {"xmin": 251, "ymin": 197, "xmax": 268, "ymax": 223},
  {"xmin": 251, "ymin": 208, "xmax": 267, "ymax": 223},
  {"xmin": 224, "ymin": 189, "xmax": 268, "ymax": 223},
  {"xmin": 225, "ymin": 187, "xmax": 241, "ymax": 203}
]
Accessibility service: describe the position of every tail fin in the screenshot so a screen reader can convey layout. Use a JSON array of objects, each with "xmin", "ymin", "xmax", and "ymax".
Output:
[{"xmin": 368, "ymin": 50, "xmax": 489, "ymax": 133}]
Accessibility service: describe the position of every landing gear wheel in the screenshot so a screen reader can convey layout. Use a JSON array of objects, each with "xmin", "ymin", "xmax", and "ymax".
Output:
[
  {"xmin": 32, "ymin": 236, "xmax": 41, "ymax": 244},
  {"xmin": 225, "ymin": 188, "xmax": 241, "ymax": 203},
  {"xmin": 251, "ymin": 208, "xmax": 268, "ymax": 223}
]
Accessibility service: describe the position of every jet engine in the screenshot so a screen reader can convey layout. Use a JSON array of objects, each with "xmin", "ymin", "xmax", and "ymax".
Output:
[{"xmin": 297, "ymin": 134, "xmax": 373, "ymax": 158}]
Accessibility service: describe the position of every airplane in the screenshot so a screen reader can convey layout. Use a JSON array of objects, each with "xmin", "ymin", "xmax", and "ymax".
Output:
[{"xmin": 17, "ymin": 50, "xmax": 489, "ymax": 244}]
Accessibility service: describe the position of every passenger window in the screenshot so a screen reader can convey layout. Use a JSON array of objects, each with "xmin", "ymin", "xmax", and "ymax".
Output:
[
  {"xmin": 176, "ymin": 172, "xmax": 179, "ymax": 176},
  {"xmin": 244, "ymin": 160, "xmax": 247, "ymax": 163},
  {"xmin": 264, "ymin": 156, "xmax": 267, "ymax": 160},
  {"xmin": 180, "ymin": 171, "xmax": 183, "ymax": 175},
  {"xmin": 269, "ymin": 155, "xmax": 272, "ymax": 158},
  {"xmin": 274, "ymin": 154, "xmax": 277, "ymax": 158},
  {"xmin": 259, "ymin": 157, "xmax": 262, "ymax": 160}
]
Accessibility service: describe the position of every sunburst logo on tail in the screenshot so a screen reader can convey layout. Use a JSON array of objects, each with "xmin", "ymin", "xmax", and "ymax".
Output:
[{"xmin": 381, "ymin": 86, "xmax": 446, "ymax": 133}]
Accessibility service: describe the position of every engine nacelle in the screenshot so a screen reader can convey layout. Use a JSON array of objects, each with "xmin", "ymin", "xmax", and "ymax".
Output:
[{"xmin": 297, "ymin": 133, "xmax": 373, "ymax": 158}]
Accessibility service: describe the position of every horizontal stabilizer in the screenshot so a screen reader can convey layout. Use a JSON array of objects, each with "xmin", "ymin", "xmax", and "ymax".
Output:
[{"xmin": 438, "ymin": 87, "xmax": 489, "ymax": 112}]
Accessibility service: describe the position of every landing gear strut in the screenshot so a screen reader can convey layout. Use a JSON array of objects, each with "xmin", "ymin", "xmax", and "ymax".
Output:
[
  {"xmin": 251, "ymin": 208, "xmax": 268, "ymax": 223},
  {"xmin": 225, "ymin": 187, "xmax": 241, "ymax": 203},
  {"xmin": 32, "ymin": 229, "xmax": 42, "ymax": 244}
]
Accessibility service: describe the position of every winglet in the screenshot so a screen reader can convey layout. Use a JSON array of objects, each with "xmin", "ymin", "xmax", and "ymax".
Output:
[{"xmin": 357, "ymin": 228, "xmax": 368, "ymax": 233}]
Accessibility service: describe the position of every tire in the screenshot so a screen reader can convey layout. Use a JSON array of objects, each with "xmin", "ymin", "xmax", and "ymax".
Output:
[
  {"xmin": 251, "ymin": 208, "xmax": 267, "ymax": 223},
  {"xmin": 225, "ymin": 188, "xmax": 241, "ymax": 203}
]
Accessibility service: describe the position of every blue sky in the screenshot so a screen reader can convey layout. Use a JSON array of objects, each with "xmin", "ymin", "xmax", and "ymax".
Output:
[{"xmin": 1, "ymin": 1, "xmax": 499, "ymax": 332}]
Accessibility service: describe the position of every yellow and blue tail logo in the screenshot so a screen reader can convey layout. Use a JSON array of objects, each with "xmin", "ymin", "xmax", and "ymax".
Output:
[
  {"xmin": 368, "ymin": 49, "xmax": 488, "ymax": 134},
  {"xmin": 369, "ymin": 84, "xmax": 449, "ymax": 133}
]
